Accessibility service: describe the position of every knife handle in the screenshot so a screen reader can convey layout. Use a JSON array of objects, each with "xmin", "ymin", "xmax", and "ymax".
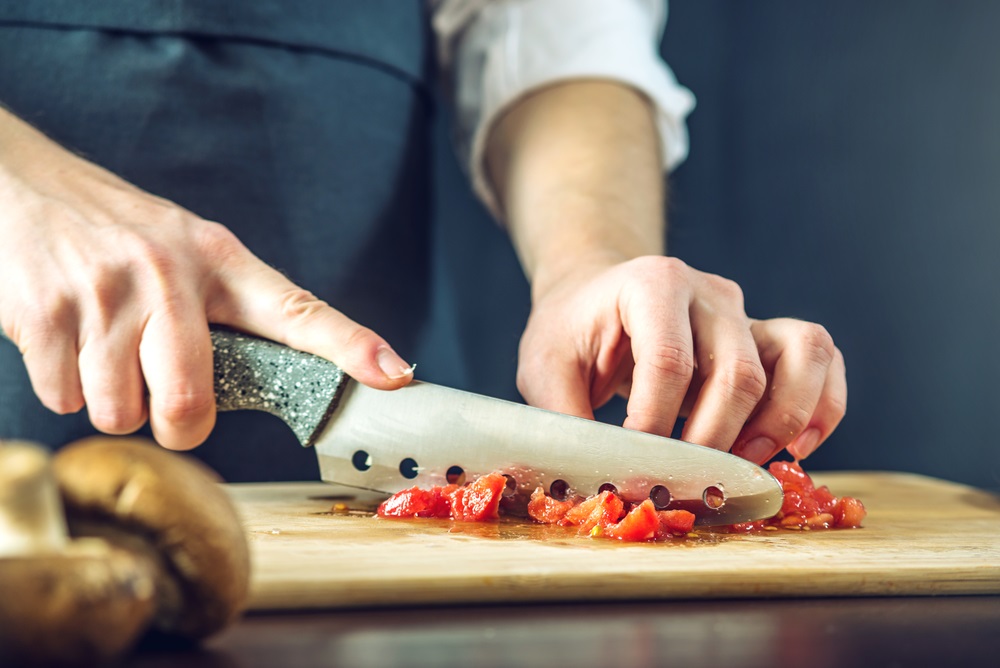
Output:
[{"xmin": 210, "ymin": 327, "xmax": 347, "ymax": 447}]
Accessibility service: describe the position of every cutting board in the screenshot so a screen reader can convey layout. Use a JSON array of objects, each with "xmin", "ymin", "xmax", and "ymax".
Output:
[{"xmin": 228, "ymin": 472, "xmax": 1000, "ymax": 610}]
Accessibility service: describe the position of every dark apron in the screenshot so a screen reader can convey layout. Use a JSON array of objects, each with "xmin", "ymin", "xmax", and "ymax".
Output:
[{"xmin": 0, "ymin": 1, "xmax": 431, "ymax": 481}]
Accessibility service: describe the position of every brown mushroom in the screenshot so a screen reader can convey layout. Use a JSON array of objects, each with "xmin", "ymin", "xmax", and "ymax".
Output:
[
  {"xmin": 51, "ymin": 436, "xmax": 251, "ymax": 640},
  {"xmin": 0, "ymin": 441, "xmax": 157, "ymax": 666},
  {"xmin": 0, "ymin": 436, "xmax": 251, "ymax": 666}
]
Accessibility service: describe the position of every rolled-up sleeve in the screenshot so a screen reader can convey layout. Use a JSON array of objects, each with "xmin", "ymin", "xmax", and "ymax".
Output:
[{"xmin": 432, "ymin": 0, "xmax": 696, "ymax": 218}]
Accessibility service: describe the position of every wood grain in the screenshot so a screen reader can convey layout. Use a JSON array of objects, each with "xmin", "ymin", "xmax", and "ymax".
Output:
[{"xmin": 227, "ymin": 472, "xmax": 1000, "ymax": 610}]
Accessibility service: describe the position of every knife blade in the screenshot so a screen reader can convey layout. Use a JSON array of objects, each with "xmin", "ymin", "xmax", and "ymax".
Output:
[{"xmin": 211, "ymin": 327, "xmax": 782, "ymax": 526}]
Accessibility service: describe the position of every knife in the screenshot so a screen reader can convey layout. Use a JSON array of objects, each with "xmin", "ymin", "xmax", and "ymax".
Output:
[{"xmin": 210, "ymin": 327, "xmax": 782, "ymax": 526}]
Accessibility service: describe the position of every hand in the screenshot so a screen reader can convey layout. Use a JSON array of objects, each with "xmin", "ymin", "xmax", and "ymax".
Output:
[
  {"xmin": 0, "ymin": 110, "xmax": 413, "ymax": 450},
  {"xmin": 515, "ymin": 256, "xmax": 847, "ymax": 464}
]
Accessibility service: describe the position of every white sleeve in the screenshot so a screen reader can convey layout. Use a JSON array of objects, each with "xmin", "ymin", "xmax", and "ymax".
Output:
[{"xmin": 432, "ymin": 0, "xmax": 696, "ymax": 219}]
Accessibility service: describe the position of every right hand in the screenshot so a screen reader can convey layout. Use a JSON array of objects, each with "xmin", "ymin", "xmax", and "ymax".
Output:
[{"xmin": 0, "ymin": 109, "xmax": 413, "ymax": 450}]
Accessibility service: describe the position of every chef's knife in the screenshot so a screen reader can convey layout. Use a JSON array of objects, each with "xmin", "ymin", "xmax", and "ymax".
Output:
[{"xmin": 211, "ymin": 327, "xmax": 782, "ymax": 526}]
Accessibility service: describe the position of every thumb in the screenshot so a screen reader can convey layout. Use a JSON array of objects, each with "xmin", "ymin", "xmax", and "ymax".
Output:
[{"xmin": 215, "ymin": 260, "xmax": 414, "ymax": 390}]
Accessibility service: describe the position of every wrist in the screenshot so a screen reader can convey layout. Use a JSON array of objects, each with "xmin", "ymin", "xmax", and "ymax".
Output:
[
  {"xmin": 0, "ymin": 108, "xmax": 55, "ymax": 186},
  {"xmin": 529, "ymin": 248, "xmax": 629, "ymax": 304}
]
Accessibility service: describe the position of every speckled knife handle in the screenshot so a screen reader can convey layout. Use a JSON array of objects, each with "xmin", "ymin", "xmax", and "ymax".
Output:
[{"xmin": 210, "ymin": 327, "xmax": 348, "ymax": 447}]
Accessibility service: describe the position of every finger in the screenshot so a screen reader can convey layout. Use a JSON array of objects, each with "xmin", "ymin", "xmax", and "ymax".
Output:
[
  {"xmin": 679, "ymin": 310, "xmax": 766, "ymax": 452},
  {"xmin": 621, "ymin": 292, "xmax": 695, "ymax": 437},
  {"xmin": 730, "ymin": 320, "xmax": 838, "ymax": 465},
  {"xmin": 78, "ymin": 329, "xmax": 148, "ymax": 435},
  {"xmin": 19, "ymin": 331, "xmax": 85, "ymax": 415},
  {"xmin": 516, "ymin": 343, "xmax": 596, "ymax": 420},
  {"xmin": 215, "ymin": 258, "xmax": 413, "ymax": 390},
  {"xmin": 786, "ymin": 345, "xmax": 847, "ymax": 460},
  {"xmin": 140, "ymin": 308, "xmax": 215, "ymax": 450}
]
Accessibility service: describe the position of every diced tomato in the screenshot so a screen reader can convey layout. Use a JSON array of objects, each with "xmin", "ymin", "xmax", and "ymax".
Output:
[
  {"xmin": 561, "ymin": 490, "xmax": 624, "ymax": 534},
  {"xmin": 604, "ymin": 500, "xmax": 659, "ymax": 541},
  {"xmin": 527, "ymin": 486, "xmax": 576, "ymax": 524},
  {"xmin": 377, "ymin": 463, "xmax": 865, "ymax": 541},
  {"xmin": 657, "ymin": 509, "xmax": 696, "ymax": 536},
  {"xmin": 833, "ymin": 497, "xmax": 867, "ymax": 528},
  {"xmin": 780, "ymin": 489, "xmax": 821, "ymax": 521},
  {"xmin": 769, "ymin": 461, "xmax": 815, "ymax": 492},
  {"xmin": 812, "ymin": 485, "xmax": 837, "ymax": 514},
  {"xmin": 447, "ymin": 471, "xmax": 506, "ymax": 522},
  {"xmin": 378, "ymin": 487, "xmax": 450, "ymax": 519},
  {"xmin": 726, "ymin": 460, "xmax": 866, "ymax": 532}
]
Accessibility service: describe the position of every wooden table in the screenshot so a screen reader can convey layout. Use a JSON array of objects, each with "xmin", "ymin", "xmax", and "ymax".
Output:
[{"xmin": 123, "ymin": 472, "xmax": 1000, "ymax": 666}]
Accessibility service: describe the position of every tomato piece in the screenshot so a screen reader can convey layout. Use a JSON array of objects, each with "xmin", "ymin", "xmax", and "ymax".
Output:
[
  {"xmin": 833, "ymin": 497, "xmax": 867, "ymax": 528},
  {"xmin": 527, "ymin": 486, "xmax": 576, "ymax": 524},
  {"xmin": 378, "ymin": 487, "xmax": 448, "ymax": 518},
  {"xmin": 812, "ymin": 485, "xmax": 837, "ymax": 514},
  {"xmin": 562, "ymin": 491, "xmax": 624, "ymax": 534},
  {"xmin": 780, "ymin": 489, "xmax": 821, "ymax": 521},
  {"xmin": 769, "ymin": 461, "xmax": 815, "ymax": 493},
  {"xmin": 656, "ymin": 509, "xmax": 696, "ymax": 536},
  {"xmin": 604, "ymin": 500, "xmax": 659, "ymax": 541},
  {"xmin": 726, "ymin": 461, "xmax": 867, "ymax": 532},
  {"xmin": 448, "ymin": 471, "xmax": 506, "ymax": 521}
]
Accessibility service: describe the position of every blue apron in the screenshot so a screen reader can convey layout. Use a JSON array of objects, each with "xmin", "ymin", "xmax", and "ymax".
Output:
[{"xmin": 0, "ymin": 1, "xmax": 431, "ymax": 480}]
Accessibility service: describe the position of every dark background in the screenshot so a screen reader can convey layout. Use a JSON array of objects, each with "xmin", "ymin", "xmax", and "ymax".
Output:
[{"xmin": 414, "ymin": 1, "xmax": 1000, "ymax": 492}]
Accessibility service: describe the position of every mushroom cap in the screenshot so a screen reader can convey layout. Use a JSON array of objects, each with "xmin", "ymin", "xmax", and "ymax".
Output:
[
  {"xmin": 52, "ymin": 436, "xmax": 251, "ymax": 640},
  {"xmin": 0, "ymin": 441, "xmax": 67, "ymax": 557},
  {"xmin": 0, "ymin": 538, "xmax": 157, "ymax": 666}
]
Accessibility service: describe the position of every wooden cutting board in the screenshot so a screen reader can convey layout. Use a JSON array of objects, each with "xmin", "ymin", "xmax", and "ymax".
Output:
[{"xmin": 228, "ymin": 472, "xmax": 1000, "ymax": 610}]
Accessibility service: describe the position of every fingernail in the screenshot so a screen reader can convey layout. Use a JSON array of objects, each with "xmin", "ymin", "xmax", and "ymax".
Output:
[
  {"xmin": 787, "ymin": 427, "xmax": 822, "ymax": 461},
  {"xmin": 734, "ymin": 436, "xmax": 778, "ymax": 465},
  {"xmin": 377, "ymin": 347, "xmax": 415, "ymax": 380}
]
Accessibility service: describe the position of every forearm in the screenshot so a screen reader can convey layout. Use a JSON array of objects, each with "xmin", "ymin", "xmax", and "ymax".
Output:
[{"xmin": 485, "ymin": 80, "xmax": 666, "ymax": 300}]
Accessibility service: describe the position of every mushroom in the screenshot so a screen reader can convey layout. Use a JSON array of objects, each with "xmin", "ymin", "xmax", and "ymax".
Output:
[
  {"xmin": 0, "ymin": 436, "xmax": 251, "ymax": 665},
  {"xmin": 0, "ymin": 441, "xmax": 157, "ymax": 665}
]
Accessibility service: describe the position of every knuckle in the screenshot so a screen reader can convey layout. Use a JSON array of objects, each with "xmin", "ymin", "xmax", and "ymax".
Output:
[
  {"xmin": 153, "ymin": 390, "xmax": 214, "ymax": 426},
  {"xmin": 646, "ymin": 256, "xmax": 689, "ymax": 283},
  {"xmin": 778, "ymin": 401, "xmax": 814, "ymax": 438},
  {"xmin": 196, "ymin": 221, "xmax": 248, "ymax": 263},
  {"xmin": 825, "ymin": 387, "xmax": 848, "ymax": 421},
  {"xmin": 718, "ymin": 357, "xmax": 767, "ymax": 405},
  {"xmin": 278, "ymin": 288, "xmax": 331, "ymax": 324},
  {"xmin": 17, "ymin": 295, "xmax": 75, "ymax": 342},
  {"xmin": 708, "ymin": 275, "xmax": 745, "ymax": 306},
  {"xmin": 645, "ymin": 341, "xmax": 696, "ymax": 384},
  {"xmin": 829, "ymin": 398, "xmax": 848, "ymax": 422},
  {"xmin": 799, "ymin": 323, "xmax": 836, "ymax": 366}
]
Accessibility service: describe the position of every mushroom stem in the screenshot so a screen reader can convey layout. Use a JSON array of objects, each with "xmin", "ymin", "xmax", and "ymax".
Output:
[{"xmin": 0, "ymin": 441, "xmax": 69, "ymax": 557}]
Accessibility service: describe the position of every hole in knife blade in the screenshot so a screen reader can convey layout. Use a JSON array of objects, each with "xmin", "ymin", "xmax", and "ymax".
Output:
[
  {"xmin": 351, "ymin": 450, "xmax": 372, "ymax": 471},
  {"xmin": 446, "ymin": 466, "xmax": 466, "ymax": 486},
  {"xmin": 399, "ymin": 457, "xmax": 419, "ymax": 480},
  {"xmin": 502, "ymin": 474, "xmax": 517, "ymax": 498},
  {"xmin": 703, "ymin": 485, "xmax": 726, "ymax": 510},
  {"xmin": 598, "ymin": 482, "xmax": 618, "ymax": 496},
  {"xmin": 549, "ymin": 479, "xmax": 569, "ymax": 501},
  {"xmin": 649, "ymin": 485, "xmax": 672, "ymax": 510}
]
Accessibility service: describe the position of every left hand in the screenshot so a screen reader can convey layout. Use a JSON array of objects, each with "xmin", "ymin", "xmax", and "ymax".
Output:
[{"xmin": 515, "ymin": 255, "xmax": 847, "ymax": 464}]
